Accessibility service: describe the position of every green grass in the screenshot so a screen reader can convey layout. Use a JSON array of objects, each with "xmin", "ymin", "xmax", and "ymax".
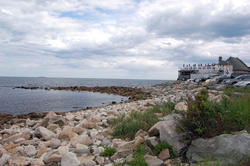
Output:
[
  {"xmin": 148, "ymin": 102, "xmax": 175, "ymax": 116},
  {"xmin": 152, "ymin": 142, "xmax": 176, "ymax": 158},
  {"xmin": 128, "ymin": 145, "xmax": 148, "ymax": 166},
  {"xmin": 218, "ymin": 93, "xmax": 250, "ymax": 133},
  {"xmin": 111, "ymin": 102, "xmax": 175, "ymax": 140},
  {"xmin": 224, "ymin": 85, "xmax": 250, "ymax": 96},
  {"xmin": 182, "ymin": 88, "xmax": 250, "ymax": 138},
  {"xmin": 100, "ymin": 147, "xmax": 117, "ymax": 157},
  {"xmin": 111, "ymin": 111, "xmax": 159, "ymax": 140}
]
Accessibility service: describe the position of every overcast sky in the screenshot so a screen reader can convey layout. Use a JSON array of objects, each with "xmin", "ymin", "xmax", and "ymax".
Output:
[{"xmin": 0, "ymin": 0, "xmax": 250, "ymax": 80}]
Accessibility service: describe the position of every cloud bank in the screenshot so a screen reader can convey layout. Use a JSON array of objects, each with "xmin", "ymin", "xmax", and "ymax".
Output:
[{"xmin": 0, "ymin": 0, "xmax": 250, "ymax": 79}]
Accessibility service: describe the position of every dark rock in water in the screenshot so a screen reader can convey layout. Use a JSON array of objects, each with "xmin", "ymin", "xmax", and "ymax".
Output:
[
  {"xmin": 15, "ymin": 85, "xmax": 151, "ymax": 101},
  {"xmin": 15, "ymin": 112, "xmax": 46, "ymax": 119},
  {"xmin": 0, "ymin": 114, "xmax": 14, "ymax": 129},
  {"xmin": 15, "ymin": 86, "xmax": 39, "ymax": 90},
  {"xmin": 0, "ymin": 113, "xmax": 13, "ymax": 119},
  {"xmin": 112, "ymin": 101, "xmax": 116, "ymax": 104},
  {"xmin": 186, "ymin": 131, "xmax": 250, "ymax": 165}
]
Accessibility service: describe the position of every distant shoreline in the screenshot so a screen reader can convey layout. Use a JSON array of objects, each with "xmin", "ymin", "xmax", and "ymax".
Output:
[{"xmin": 15, "ymin": 85, "xmax": 151, "ymax": 101}]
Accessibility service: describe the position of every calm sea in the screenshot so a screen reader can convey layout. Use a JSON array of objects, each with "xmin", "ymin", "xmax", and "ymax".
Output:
[{"xmin": 0, "ymin": 77, "xmax": 166, "ymax": 115}]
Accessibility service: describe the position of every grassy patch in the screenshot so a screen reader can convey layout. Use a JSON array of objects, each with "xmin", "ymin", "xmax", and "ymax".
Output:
[
  {"xmin": 100, "ymin": 147, "xmax": 117, "ymax": 157},
  {"xmin": 111, "ymin": 111, "xmax": 159, "ymax": 140},
  {"xmin": 219, "ymin": 94, "xmax": 250, "ymax": 133},
  {"xmin": 128, "ymin": 145, "xmax": 148, "ymax": 166},
  {"xmin": 182, "ymin": 88, "xmax": 250, "ymax": 138},
  {"xmin": 224, "ymin": 85, "xmax": 250, "ymax": 96},
  {"xmin": 152, "ymin": 142, "xmax": 176, "ymax": 158},
  {"xmin": 148, "ymin": 102, "xmax": 175, "ymax": 116},
  {"xmin": 111, "ymin": 102, "xmax": 175, "ymax": 140}
]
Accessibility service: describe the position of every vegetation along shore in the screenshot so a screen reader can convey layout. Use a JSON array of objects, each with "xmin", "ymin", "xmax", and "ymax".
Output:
[{"xmin": 0, "ymin": 80, "xmax": 249, "ymax": 166}]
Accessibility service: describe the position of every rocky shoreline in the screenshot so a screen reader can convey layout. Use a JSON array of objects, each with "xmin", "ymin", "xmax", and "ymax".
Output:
[
  {"xmin": 0, "ymin": 81, "xmax": 249, "ymax": 166},
  {"xmin": 15, "ymin": 86, "xmax": 151, "ymax": 101}
]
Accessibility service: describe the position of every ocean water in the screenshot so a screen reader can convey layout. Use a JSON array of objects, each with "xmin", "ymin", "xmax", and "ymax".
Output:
[{"xmin": 0, "ymin": 77, "xmax": 166, "ymax": 115}]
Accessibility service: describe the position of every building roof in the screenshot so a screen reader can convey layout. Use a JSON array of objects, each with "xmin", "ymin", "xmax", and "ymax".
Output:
[
  {"xmin": 226, "ymin": 57, "xmax": 250, "ymax": 72},
  {"xmin": 219, "ymin": 60, "xmax": 229, "ymax": 65}
]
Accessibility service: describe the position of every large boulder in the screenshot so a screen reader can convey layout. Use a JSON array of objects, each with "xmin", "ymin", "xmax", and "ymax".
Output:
[
  {"xmin": 186, "ymin": 131, "xmax": 250, "ymax": 165},
  {"xmin": 148, "ymin": 113, "xmax": 186, "ymax": 154}
]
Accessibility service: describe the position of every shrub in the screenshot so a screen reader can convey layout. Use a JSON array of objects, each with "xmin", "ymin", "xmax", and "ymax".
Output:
[
  {"xmin": 182, "ymin": 88, "xmax": 250, "ymax": 138},
  {"xmin": 100, "ymin": 147, "xmax": 117, "ymax": 157},
  {"xmin": 112, "ymin": 111, "xmax": 159, "ymax": 140},
  {"xmin": 183, "ymin": 89, "xmax": 221, "ymax": 137},
  {"xmin": 129, "ymin": 145, "xmax": 148, "ymax": 166},
  {"xmin": 152, "ymin": 142, "xmax": 176, "ymax": 158}
]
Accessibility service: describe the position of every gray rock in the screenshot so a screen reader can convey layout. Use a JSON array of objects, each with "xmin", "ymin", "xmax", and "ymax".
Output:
[
  {"xmin": 50, "ymin": 115, "xmax": 65, "ymax": 127},
  {"xmin": 30, "ymin": 159, "xmax": 45, "ymax": 166},
  {"xmin": 144, "ymin": 154, "xmax": 163, "ymax": 166},
  {"xmin": 149, "ymin": 114, "xmax": 186, "ymax": 154},
  {"xmin": 0, "ymin": 154, "xmax": 10, "ymax": 166},
  {"xmin": 159, "ymin": 114, "xmax": 186, "ymax": 154},
  {"xmin": 43, "ymin": 150, "xmax": 61, "ymax": 164},
  {"xmin": 75, "ymin": 134, "xmax": 92, "ymax": 146},
  {"xmin": 146, "ymin": 136, "xmax": 159, "ymax": 149},
  {"xmin": 111, "ymin": 141, "xmax": 134, "ymax": 161},
  {"xmin": 80, "ymin": 158, "xmax": 96, "ymax": 166},
  {"xmin": 148, "ymin": 121, "xmax": 162, "ymax": 136},
  {"xmin": 61, "ymin": 152, "xmax": 80, "ymax": 166},
  {"xmin": 174, "ymin": 102, "xmax": 187, "ymax": 112},
  {"xmin": 135, "ymin": 129, "xmax": 148, "ymax": 138},
  {"xmin": 95, "ymin": 156, "xmax": 104, "ymax": 165},
  {"xmin": 49, "ymin": 138, "xmax": 61, "ymax": 148},
  {"xmin": 187, "ymin": 131, "xmax": 250, "ymax": 165},
  {"xmin": 35, "ymin": 126, "xmax": 56, "ymax": 141},
  {"xmin": 8, "ymin": 156, "xmax": 31, "ymax": 166},
  {"xmin": 24, "ymin": 145, "xmax": 37, "ymax": 157},
  {"xmin": 70, "ymin": 148, "xmax": 89, "ymax": 154},
  {"xmin": 158, "ymin": 149, "xmax": 170, "ymax": 160},
  {"xmin": 101, "ymin": 138, "xmax": 111, "ymax": 147}
]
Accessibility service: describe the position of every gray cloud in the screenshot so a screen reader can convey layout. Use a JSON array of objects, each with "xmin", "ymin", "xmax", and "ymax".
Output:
[
  {"xmin": 0, "ymin": 0, "xmax": 250, "ymax": 79},
  {"xmin": 144, "ymin": 1, "xmax": 250, "ymax": 39}
]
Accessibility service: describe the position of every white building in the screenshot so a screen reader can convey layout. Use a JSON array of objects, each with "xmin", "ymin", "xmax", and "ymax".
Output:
[{"xmin": 177, "ymin": 57, "xmax": 233, "ymax": 80}]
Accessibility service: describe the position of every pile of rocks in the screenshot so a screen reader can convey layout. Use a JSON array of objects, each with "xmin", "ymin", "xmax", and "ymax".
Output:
[
  {"xmin": 0, "ymin": 81, "xmax": 249, "ymax": 166},
  {"xmin": 0, "ymin": 97, "xmax": 167, "ymax": 165}
]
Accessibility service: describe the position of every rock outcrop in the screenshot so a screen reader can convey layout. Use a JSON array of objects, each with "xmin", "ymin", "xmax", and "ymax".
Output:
[
  {"xmin": 149, "ymin": 113, "xmax": 187, "ymax": 154},
  {"xmin": 187, "ymin": 131, "xmax": 250, "ymax": 165}
]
